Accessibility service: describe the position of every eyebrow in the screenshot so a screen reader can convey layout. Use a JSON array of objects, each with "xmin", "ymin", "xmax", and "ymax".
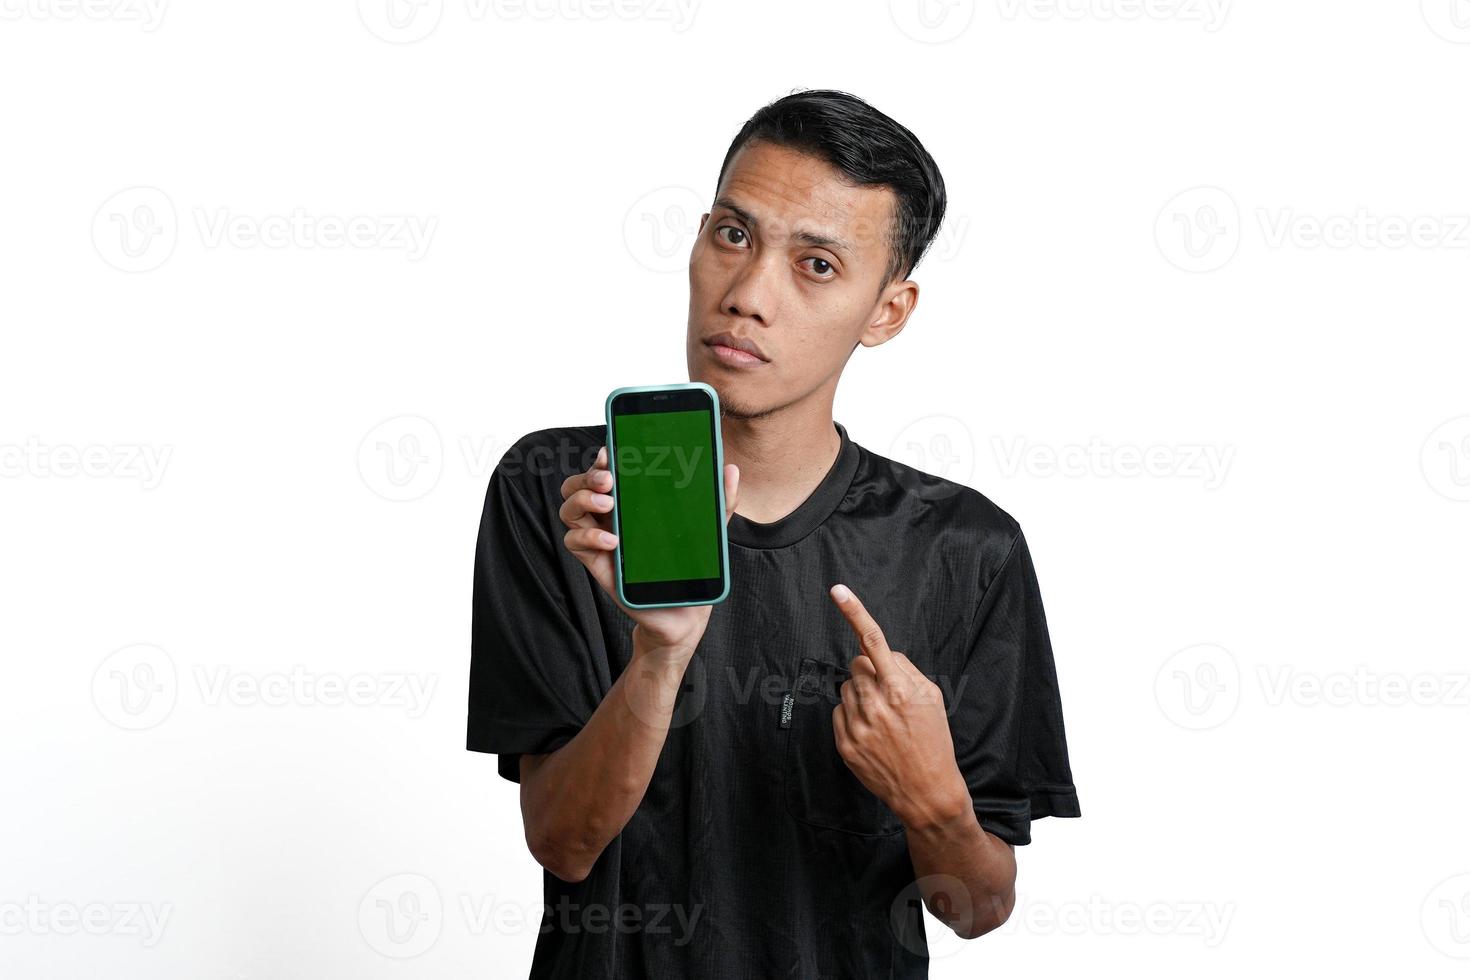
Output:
[{"xmin": 712, "ymin": 195, "xmax": 853, "ymax": 255}]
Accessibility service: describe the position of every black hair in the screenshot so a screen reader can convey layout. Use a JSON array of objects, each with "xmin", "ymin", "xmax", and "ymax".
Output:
[{"xmin": 714, "ymin": 88, "xmax": 947, "ymax": 289}]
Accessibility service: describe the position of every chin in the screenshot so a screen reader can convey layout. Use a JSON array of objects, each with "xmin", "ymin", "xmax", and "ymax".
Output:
[
  {"xmin": 718, "ymin": 392, "xmax": 779, "ymax": 422},
  {"xmin": 689, "ymin": 365, "xmax": 778, "ymax": 421}
]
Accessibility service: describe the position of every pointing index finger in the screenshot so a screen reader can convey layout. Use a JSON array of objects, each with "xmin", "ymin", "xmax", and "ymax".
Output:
[{"xmin": 829, "ymin": 583, "xmax": 894, "ymax": 675}]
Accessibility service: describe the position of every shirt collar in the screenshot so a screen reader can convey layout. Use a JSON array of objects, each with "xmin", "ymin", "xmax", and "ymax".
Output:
[{"xmin": 727, "ymin": 420, "xmax": 860, "ymax": 550}]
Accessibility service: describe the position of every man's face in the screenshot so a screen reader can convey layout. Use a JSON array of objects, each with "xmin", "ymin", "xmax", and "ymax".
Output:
[{"xmin": 686, "ymin": 140, "xmax": 915, "ymax": 420}]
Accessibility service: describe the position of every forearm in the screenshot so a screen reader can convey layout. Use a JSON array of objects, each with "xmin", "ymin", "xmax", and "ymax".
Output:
[
  {"xmin": 900, "ymin": 775, "xmax": 1017, "ymax": 940},
  {"xmin": 519, "ymin": 628, "xmax": 694, "ymax": 882}
]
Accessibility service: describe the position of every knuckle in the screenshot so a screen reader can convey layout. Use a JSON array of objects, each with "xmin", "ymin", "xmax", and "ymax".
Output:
[
  {"xmin": 570, "ymin": 489, "xmax": 600, "ymax": 516},
  {"xmin": 566, "ymin": 526, "xmax": 602, "ymax": 552}
]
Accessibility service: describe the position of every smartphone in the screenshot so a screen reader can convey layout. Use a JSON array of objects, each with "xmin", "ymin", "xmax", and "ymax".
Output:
[{"xmin": 604, "ymin": 382, "xmax": 731, "ymax": 609}]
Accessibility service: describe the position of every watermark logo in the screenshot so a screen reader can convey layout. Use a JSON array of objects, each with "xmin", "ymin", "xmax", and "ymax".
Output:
[
  {"xmin": 1154, "ymin": 643, "xmax": 1239, "ymax": 730},
  {"xmin": 93, "ymin": 186, "xmax": 177, "ymax": 273},
  {"xmin": 1423, "ymin": 873, "xmax": 1470, "ymax": 958},
  {"xmin": 358, "ymin": 0, "xmax": 444, "ymax": 42},
  {"xmin": 888, "ymin": 415, "xmax": 975, "ymax": 501},
  {"xmin": 360, "ymin": 874, "xmax": 443, "ymax": 958},
  {"xmin": 1422, "ymin": 0, "xmax": 1470, "ymax": 43},
  {"xmin": 1421, "ymin": 416, "xmax": 1470, "ymax": 502},
  {"xmin": 92, "ymin": 644, "xmax": 178, "ymax": 731},
  {"xmin": 1156, "ymin": 186, "xmax": 1240, "ymax": 273},
  {"xmin": 359, "ymin": 416, "xmax": 444, "ymax": 502},
  {"xmin": 624, "ymin": 186, "xmax": 705, "ymax": 274},
  {"xmin": 624, "ymin": 655, "xmax": 708, "ymax": 730},
  {"xmin": 890, "ymin": 874, "xmax": 974, "ymax": 959},
  {"xmin": 890, "ymin": 0, "xmax": 976, "ymax": 43}
]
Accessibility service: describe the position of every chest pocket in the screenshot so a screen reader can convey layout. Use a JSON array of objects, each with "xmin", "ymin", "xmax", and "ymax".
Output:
[{"xmin": 782, "ymin": 657, "xmax": 905, "ymax": 837}]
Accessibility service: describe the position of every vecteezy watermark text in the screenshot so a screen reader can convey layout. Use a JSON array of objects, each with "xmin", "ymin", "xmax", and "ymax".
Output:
[
  {"xmin": 92, "ymin": 644, "xmax": 439, "ymax": 730},
  {"xmin": 93, "ymin": 187, "xmax": 437, "ymax": 273},
  {"xmin": 193, "ymin": 665, "xmax": 436, "ymax": 717},
  {"xmin": 0, "ymin": 0, "xmax": 167, "ymax": 29},
  {"xmin": 996, "ymin": 0, "xmax": 1229, "ymax": 31},
  {"xmin": 0, "ymin": 897, "xmax": 172, "ymax": 946},
  {"xmin": 0, "ymin": 439, "xmax": 172, "ymax": 489},
  {"xmin": 1157, "ymin": 185, "xmax": 1470, "ymax": 273},
  {"xmin": 1156, "ymin": 643, "xmax": 1470, "ymax": 730},
  {"xmin": 358, "ymin": 873, "xmax": 705, "ymax": 959},
  {"xmin": 992, "ymin": 436, "xmax": 1235, "ymax": 489},
  {"xmin": 357, "ymin": 0, "xmax": 700, "ymax": 43}
]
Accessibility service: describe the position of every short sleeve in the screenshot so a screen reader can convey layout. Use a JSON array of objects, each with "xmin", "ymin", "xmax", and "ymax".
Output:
[
  {"xmin": 949, "ymin": 530, "xmax": 1081, "ymax": 846},
  {"xmin": 467, "ymin": 459, "xmax": 603, "ymax": 783}
]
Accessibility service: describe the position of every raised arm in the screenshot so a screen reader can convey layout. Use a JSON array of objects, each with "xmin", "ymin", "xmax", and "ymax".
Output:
[
  {"xmin": 518, "ymin": 626, "xmax": 698, "ymax": 882},
  {"xmin": 516, "ymin": 447, "xmax": 739, "ymax": 882}
]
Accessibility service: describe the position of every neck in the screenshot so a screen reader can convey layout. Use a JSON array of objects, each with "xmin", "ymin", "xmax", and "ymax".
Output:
[{"xmin": 719, "ymin": 395, "xmax": 841, "ymax": 525}]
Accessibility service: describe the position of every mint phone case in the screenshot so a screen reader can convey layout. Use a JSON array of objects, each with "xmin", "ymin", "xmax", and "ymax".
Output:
[{"xmin": 604, "ymin": 382, "xmax": 731, "ymax": 609}]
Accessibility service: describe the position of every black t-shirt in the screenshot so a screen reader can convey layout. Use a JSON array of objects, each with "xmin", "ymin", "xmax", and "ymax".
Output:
[{"xmin": 467, "ymin": 419, "xmax": 1081, "ymax": 978}]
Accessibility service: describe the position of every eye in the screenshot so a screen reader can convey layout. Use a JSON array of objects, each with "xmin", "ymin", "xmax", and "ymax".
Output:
[
  {"xmin": 715, "ymin": 225, "xmax": 749, "ymax": 248},
  {"xmin": 802, "ymin": 257, "xmax": 836, "ymax": 280}
]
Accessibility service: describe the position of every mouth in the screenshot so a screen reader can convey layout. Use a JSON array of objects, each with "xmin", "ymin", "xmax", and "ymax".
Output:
[{"xmin": 704, "ymin": 333, "xmax": 769, "ymax": 368}]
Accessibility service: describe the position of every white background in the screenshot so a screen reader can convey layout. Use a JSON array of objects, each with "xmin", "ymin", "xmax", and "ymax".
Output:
[{"xmin": 3, "ymin": 0, "xmax": 1469, "ymax": 976}]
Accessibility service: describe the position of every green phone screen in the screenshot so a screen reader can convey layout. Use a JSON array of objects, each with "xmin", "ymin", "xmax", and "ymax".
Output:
[{"xmin": 613, "ymin": 408, "xmax": 719, "ymax": 584}]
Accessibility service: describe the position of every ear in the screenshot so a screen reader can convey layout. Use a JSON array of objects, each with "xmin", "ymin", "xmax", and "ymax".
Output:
[{"xmin": 858, "ymin": 279, "xmax": 919, "ymax": 349}]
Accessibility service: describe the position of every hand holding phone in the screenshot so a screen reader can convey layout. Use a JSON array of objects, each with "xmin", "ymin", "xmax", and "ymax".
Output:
[{"xmin": 559, "ymin": 384, "xmax": 739, "ymax": 652}]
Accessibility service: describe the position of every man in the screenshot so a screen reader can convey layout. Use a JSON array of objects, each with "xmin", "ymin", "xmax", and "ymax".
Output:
[{"xmin": 468, "ymin": 88, "xmax": 1081, "ymax": 978}]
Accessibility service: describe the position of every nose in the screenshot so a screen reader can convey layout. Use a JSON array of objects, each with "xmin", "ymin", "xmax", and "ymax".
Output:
[{"xmin": 719, "ymin": 257, "xmax": 775, "ymax": 326}]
